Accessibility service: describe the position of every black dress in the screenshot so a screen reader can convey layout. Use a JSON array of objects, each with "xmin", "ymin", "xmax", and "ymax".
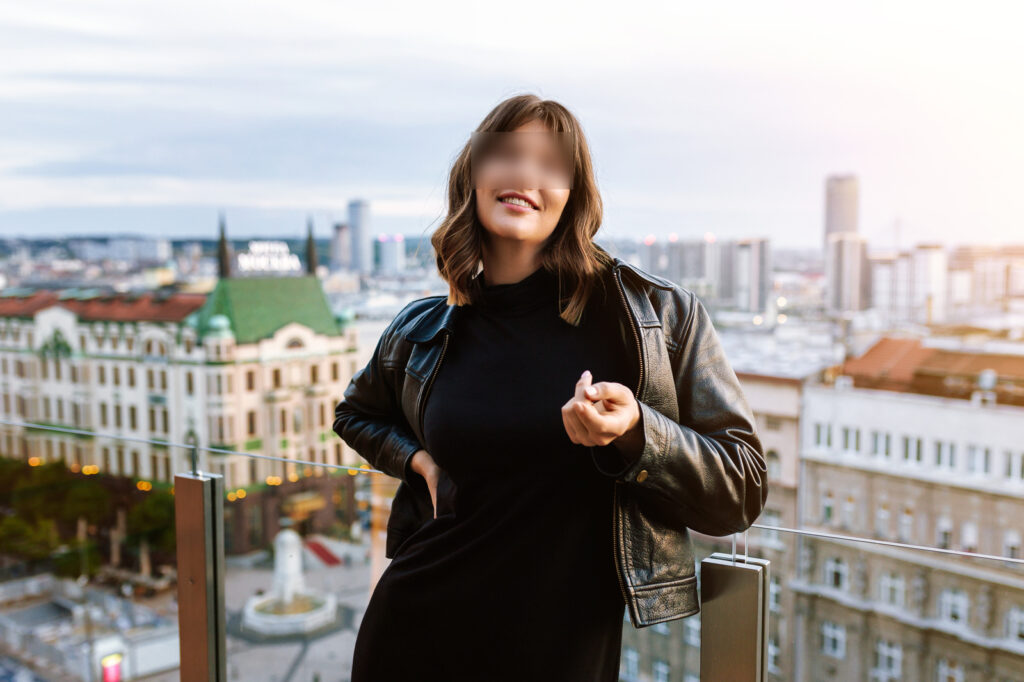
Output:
[{"xmin": 351, "ymin": 264, "xmax": 637, "ymax": 682}]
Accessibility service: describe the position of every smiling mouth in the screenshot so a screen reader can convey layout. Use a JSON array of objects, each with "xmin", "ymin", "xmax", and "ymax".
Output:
[{"xmin": 497, "ymin": 194, "xmax": 539, "ymax": 210}]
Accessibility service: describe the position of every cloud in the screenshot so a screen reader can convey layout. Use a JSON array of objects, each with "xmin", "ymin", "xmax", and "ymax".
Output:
[{"xmin": 0, "ymin": 1, "xmax": 1022, "ymax": 246}]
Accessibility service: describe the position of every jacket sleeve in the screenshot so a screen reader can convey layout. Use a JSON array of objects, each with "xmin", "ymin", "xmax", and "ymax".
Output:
[
  {"xmin": 333, "ymin": 317, "xmax": 427, "ymax": 490},
  {"xmin": 591, "ymin": 288, "xmax": 767, "ymax": 537}
]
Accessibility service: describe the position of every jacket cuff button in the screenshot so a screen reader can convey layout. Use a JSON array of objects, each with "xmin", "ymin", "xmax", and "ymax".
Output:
[{"xmin": 636, "ymin": 469, "xmax": 648, "ymax": 482}]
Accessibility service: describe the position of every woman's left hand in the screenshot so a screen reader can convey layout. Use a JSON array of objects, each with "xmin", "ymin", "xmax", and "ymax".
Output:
[{"xmin": 562, "ymin": 369, "xmax": 643, "ymax": 453}]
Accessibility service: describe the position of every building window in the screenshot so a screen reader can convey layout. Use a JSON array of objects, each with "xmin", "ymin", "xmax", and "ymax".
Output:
[
  {"xmin": 1003, "ymin": 607, "xmax": 1024, "ymax": 643},
  {"xmin": 876, "ymin": 504, "xmax": 890, "ymax": 538},
  {"xmin": 98, "ymin": 365, "xmax": 106, "ymax": 384},
  {"xmin": 822, "ymin": 491, "xmax": 834, "ymax": 524},
  {"xmin": 821, "ymin": 621, "xmax": 846, "ymax": 659},
  {"xmin": 147, "ymin": 369, "xmax": 154, "ymax": 390},
  {"xmin": 824, "ymin": 557, "xmax": 849, "ymax": 591},
  {"xmin": 841, "ymin": 495, "xmax": 856, "ymax": 530},
  {"xmin": 1005, "ymin": 450, "xmax": 1024, "ymax": 482},
  {"xmin": 899, "ymin": 508, "xmax": 914, "ymax": 543},
  {"xmin": 764, "ymin": 637, "xmax": 779, "ymax": 674},
  {"xmin": 331, "ymin": 362, "xmax": 339, "ymax": 381},
  {"xmin": 311, "ymin": 364, "xmax": 319, "ymax": 384},
  {"xmin": 760, "ymin": 509, "xmax": 782, "ymax": 546},
  {"xmin": 684, "ymin": 614, "xmax": 700, "ymax": 646},
  {"xmin": 936, "ymin": 658, "xmax": 964, "ymax": 682},
  {"xmin": 129, "ymin": 405, "xmax": 137, "ymax": 430},
  {"xmin": 273, "ymin": 368, "xmax": 281, "ymax": 389},
  {"xmin": 872, "ymin": 638, "xmax": 902, "ymax": 681},
  {"xmin": 766, "ymin": 450, "xmax": 781, "ymax": 479},
  {"xmin": 652, "ymin": 660, "xmax": 670, "ymax": 682},
  {"xmin": 769, "ymin": 575, "xmax": 781, "ymax": 612},
  {"xmin": 961, "ymin": 522, "xmax": 978, "ymax": 553},
  {"xmin": 938, "ymin": 588, "xmax": 969, "ymax": 627},
  {"xmin": 186, "ymin": 372, "xmax": 194, "ymax": 395},
  {"xmin": 247, "ymin": 370, "xmax": 255, "ymax": 391},
  {"xmin": 1005, "ymin": 531, "xmax": 1021, "ymax": 560},
  {"xmin": 248, "ymin": 410, "xmax": 257, "ymax": 436},
  {"xmin": 936, "ymin": 518, "xmax": 952, "ymax": 550},
  {"xmin": 879, "ymin": 571, "xmax": 905, "ymax": 607}
]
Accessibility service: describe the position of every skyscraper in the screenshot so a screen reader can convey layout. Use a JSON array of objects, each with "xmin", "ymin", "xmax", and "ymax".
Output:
[
  {"xmin": 824, "ymin": 175, "xmax": 859, "ymax": 247},
  {"xmin": 348, "ymin": 199, "xmax": 372, "ymax": 275},
  {"xmin": 823, "ymin": 175, "xmax": 866, "ymax": 315}
]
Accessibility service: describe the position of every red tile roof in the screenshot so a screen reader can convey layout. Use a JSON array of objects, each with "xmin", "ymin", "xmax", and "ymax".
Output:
[
  {"xmin": 841, "ymin": 337, "xmax": 935, "ymax": 383},
  {"xmin": 841, "ymin": 336, "xmax": 1024, "ymax": 406},
  {"xmin": 0, "ymin": 290, "xmax": 207, "ymax": 323}
]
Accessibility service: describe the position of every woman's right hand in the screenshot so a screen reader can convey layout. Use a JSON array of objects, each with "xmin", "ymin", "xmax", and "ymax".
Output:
[{"xmin": 410, "ymin": 449, "xmax": 443, "ymax": 518}]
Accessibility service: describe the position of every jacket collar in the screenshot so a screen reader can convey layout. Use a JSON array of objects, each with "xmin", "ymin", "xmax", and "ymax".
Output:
[{"xmin": 406, "ymin": 255, "xmax": 672, "ymax": 344}]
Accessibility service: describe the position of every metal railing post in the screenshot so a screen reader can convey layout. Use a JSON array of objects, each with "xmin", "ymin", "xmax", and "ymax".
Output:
[{"xmin": 174, "ymin": 448, "xmax": 226, "ymax": 682}]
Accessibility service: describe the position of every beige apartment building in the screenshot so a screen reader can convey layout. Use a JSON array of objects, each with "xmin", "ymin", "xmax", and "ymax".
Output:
[{"xmin": 795, "ymin": 337, "xmax": 1024, "ymax": 681}]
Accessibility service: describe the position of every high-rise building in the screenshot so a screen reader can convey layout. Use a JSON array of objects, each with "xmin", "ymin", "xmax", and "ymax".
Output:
[
  {"xmin": 824, "ymin": 175, "xmax": 859, "ymax": 247},
  {"xmin": 348, "ymin": 199, "xmax": 372, "ymax": 275},
  {"xmin": 331, "ymin": 222, "xmax": 351, "ymax": 271},
  {"xmin": 736, "ymin": 238, "xmax": 772, "ymax": 314},
  {"xmin": 825, "ymin": 232, "xmax": 870, "ymax": 315},
  {"xmin": 376, "ymin": 234, "xmax": 406, "ymax": 275}
]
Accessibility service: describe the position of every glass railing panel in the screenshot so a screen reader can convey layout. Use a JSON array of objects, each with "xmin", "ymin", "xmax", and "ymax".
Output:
[
  {"xmin": 0, "ymin": 420, "xmax": 180, "ymax": 682},
  {"xmin": 220, "ymin": 451, "xmax": 373, "ymax": 682},
  {"xmin": 746, "ymin": 523, "xmax": 1024, "ymax": 682}
]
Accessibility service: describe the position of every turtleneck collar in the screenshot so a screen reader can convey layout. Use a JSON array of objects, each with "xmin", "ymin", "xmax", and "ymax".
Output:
[{"xmin": 474, "ymin": 265, "xmax": 560, "ymax": 316}]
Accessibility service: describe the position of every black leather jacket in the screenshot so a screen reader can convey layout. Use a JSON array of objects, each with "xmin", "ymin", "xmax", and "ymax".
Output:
[{"xmin": 333, "ymin": 255, "xmax": 767, "ymax": 628}]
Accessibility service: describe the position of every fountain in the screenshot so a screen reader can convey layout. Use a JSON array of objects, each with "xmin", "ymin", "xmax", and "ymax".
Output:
[{"xmin": 240, "ymin": 528, "xmax": 340, "ymax": 637}]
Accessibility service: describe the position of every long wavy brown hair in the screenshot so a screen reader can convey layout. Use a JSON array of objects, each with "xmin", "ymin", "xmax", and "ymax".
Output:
[{"xmin": 430, "ymin": 93, "xmax": 613, "ymax": 326}]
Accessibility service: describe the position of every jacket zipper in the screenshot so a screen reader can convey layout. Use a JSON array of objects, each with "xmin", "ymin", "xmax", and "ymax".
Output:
[{"xmin": 612, "ymin": 266, "xmax": 644, "ymax": 623}]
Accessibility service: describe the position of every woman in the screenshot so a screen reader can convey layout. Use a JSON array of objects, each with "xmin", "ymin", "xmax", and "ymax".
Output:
[{"xmin": 337, "ymin": 93, "xmax": 766, "ymax": 681}]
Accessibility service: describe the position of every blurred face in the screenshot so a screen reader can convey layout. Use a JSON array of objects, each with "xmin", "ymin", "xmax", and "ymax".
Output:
[{"xmin": 472, "ymin": 119, "xmax": 573, "ymax": 248}]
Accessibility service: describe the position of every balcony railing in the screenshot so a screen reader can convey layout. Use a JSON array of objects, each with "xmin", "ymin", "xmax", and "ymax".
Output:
[{"xmin": 2, "ymin": 418, "xmax": 1024, "ymax": 681}]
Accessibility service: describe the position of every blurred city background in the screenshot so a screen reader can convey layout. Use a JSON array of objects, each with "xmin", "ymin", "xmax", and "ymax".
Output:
[{"xmin": 2, "ymin": 1, "xmax": 1023, "ymax": 681}]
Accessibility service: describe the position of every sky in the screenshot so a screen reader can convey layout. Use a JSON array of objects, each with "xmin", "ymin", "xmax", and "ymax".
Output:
[{"xmin": 1, "ymin": 1, "xmax": 1022, "ymax": 249}]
